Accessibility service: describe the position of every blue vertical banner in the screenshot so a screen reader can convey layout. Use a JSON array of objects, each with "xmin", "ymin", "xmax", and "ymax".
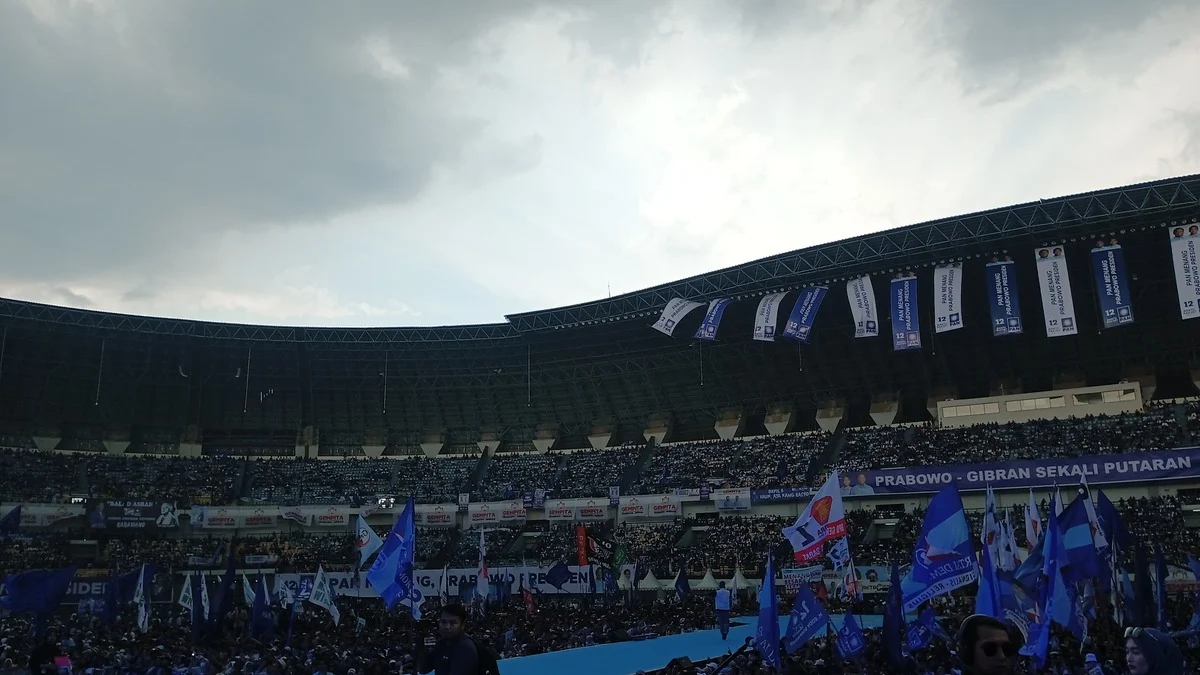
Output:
[
  {"xmin": 1090, "ymin": 239, "xmax": 1134, "ymax": 329},
  {"xmin": 782, "ymin": 287, "xmax": 828, "ymax": 343},
  {"xmin": 889, "ymin": 274, "xmax": 921, "ymax": 351},
  {"xmin": 694, "ymin": 298, "xmax": 732, "ymax": 341},
  {"xmin": 985, "ymin": 258, "xmax": 1023, "ymax": 336}
]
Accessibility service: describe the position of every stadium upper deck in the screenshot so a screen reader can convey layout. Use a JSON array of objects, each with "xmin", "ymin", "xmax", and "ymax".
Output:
[{"xmin": 0, "ymin": 175, "xmax": 1198, "ymax": 449}]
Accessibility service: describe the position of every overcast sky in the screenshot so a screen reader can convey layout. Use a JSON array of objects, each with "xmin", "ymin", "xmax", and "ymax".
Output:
[{"xmin": 2, "ymin": 0, "xmax": 1198, "ymax": 328}]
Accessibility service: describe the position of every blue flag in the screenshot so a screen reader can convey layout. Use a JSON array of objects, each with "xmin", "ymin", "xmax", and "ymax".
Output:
[
  {"xmin": 906, "ymin": 608, "xmax": 942, "ymax": 652},
  {"xmin": 674, "ymin": 569, "xmax": 690, "ymax": 599},
  {"xmin": 1155, "ymin": 544, "xmax": 1168, "ymax": 631},
  {"xmin": 365, "ymin": 497, "xmax": 418, "ymax": 613},
  {"xmin": 901, "ymin": 483, "xmax": 978, "ymax": 611},
  {"xmin": 0, "ymin": 566, "xmax": 77, "ymax": 615},
  {"xmin": 1060, "ymin": 496, "xmax": 1101, "ymax": 583},
  {"xmin": 975, "ymin": 544, "xmax": 1003, "ymax": 620},
  {"xmin": 883, "ymin": 559, "xmax": 906, "ymax": 666},
  {"xmin": 836, "ymin": 610, "xmax": 866, "ymax": 659},
  {"xmin": 545, "ymin": 561, "xmax": 571, "ymax": 591},
  {"xmin": 0, "ymin": 505, "xmax": 20, "ymax": 536},
  {"xmin": 784, "ymin": 578, "xmax": 828, "ymax": 652},
  {"xmin": 1096, "ymin": 491, "xmax": 1132, "ymax": 550},
  {"xmin": 755, "ymin": 553, "xmax": 781, "ymax": 668},
  {"xmin": 251, "ymin": 575, "xmax": 274, "ymax": 638}
]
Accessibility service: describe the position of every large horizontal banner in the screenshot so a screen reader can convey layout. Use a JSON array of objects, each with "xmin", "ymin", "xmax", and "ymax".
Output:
[
  {"xmin": 711, "ymin": 488, "xmax": 751, "ymax": 511},
  {"xmin": 857, "ymin": 447, "xmax": 1200, "ymax": 495},
  {"xmin": 618, "ymin": 495, "xmax": 680, "ymax": 518},
  {"xmin": 89, "ymin": 500, "xmax": 180, "ymax": 530},
  {"xmin": 544, "ymin": 498, "xmax": 610, "ymax": 521},
  {"xmin": 414, "ymin": 503, "xmax": 456, "ymax": 527},
  {"xmin": 751, "ymin": 487, "xmax": 817, "ymax": 504},
  {"xmin": 2, "ymin": 503, "xmax": 85, "ymax": 528},
  {"xmin": 273, "ymin": 565, "xmax": 638, "ymax": 599},
  {"xmin": 62, "ymin": 568, "xmax": 175, "ymax": 606},
  {"xmin": 281, "ymin": 506, "xmax": 350, "ymax": 528},
  {"xmin": 191, "ymin": 505, "xmax": 280, "ymax": 529},
  {"xmin": 466, "ymin": 500, "xmax": 527, "ymax": 526}
]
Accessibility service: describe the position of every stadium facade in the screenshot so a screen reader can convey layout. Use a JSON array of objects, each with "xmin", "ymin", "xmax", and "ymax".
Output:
[{"xmin": 0, "ymin": 174, "xmax": 1198, "ymax": 456}]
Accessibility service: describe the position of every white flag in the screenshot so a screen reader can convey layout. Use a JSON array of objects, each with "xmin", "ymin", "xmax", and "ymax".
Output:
[
  {"xmin": 476, "ymin": 530, "xmax": 490, "ymax": 600},
  {"xmin": 308, "ymin": 565, "xmax": 341, "ymax": 626},
  {"xmin": 1025, "ymin": 489, "xmax": 1041, "ymax": 552},
  {"xmin": 199, "ymin": 575, "xmax": 210, "ymax": 619},
  {"xmin": 1078, "ymin": 476, "xmax": 1109, "ymax": 550},
  {"xmin": 355, "ymin": 515, "xmax": 383, "ymax": 570},
  {"xmin": 133, "ymin": 564, "xmax": 149, "ymax": 633},
  {"xmin": 982, "ymin": 485, "xmax": 1002, "ymax": 564},
  {"xmin": 782, "ymin": 472, "xmax": 847, "ymax": 563},
  {"xmin": 242, "ymin": 574, "xmax": 256, "ymax": 606},
  {"xmin": 177, "ymin": 576, "xmax": 193, "ymax": 613}
]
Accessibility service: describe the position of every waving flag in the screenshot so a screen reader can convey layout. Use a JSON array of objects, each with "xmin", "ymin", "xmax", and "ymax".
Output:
[
  {"xmin": 785, "ymin": 579, "xmax": 829, "ymax": 652},
  {"xmin": 755, "ymin": 553, "xmax": 781, "ymax": 668},
  {"xmin": 355, "ymin": 515, "xmax": 383, "ymax": 570},
  {"xmin": 882, "ymin": 560, "xmax": 906, "ymax": 666},
  {"xmin": 1060, "ymin": 495, "xmax": 1101, "ymax": 583},
  {"xmin": 906, "ymin": 608, "xmax": 943, "ymax": 652},
  {"xmin": 0, "ymin": 505, "xmax": 20, "ymax": 536},
  {"xmin": 1025, "ymin": 489, "xmax": 1042, "ymax": 553},
  {"xmin": 975, "ymin": 539, "xmax": 1003, "ymax": 620},
  {"xmin": 476, "ymin": 530, "xmax": 489, "ymax": 602},
  {"xmin": 901, "ymin": 483, "xmax": 978, "ymax": 611},
  {"xmin": 309, "ymin": 565, "xmax": 341, "ymax": 626},
  {"xmin": 133, "ymin": 564, "xmax": 150, "ymax": 632},
  {"xmin": 836, "ymin": 611, "xmax": 866, "ymax": 659},
  {"xmin": 783, "ymin": 473, "xmax": 847, "ymax": 563},
  {"xmin": 365, "ymin": 497, "xmax": 418, "ymax": 614},
  {"xmin": 983, "ymin": 485, "xmax": 1002, "ymax": 564},
  {"xmin": 673, "ymin": 569, "xmax": 690, "ymax": 600},
  {"xmin": 250, "ymin": 575, "xmax": 274, "ymax": 638}
]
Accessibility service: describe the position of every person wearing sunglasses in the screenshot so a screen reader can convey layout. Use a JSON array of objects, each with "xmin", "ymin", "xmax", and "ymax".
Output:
[
  {"xmin": 1124, "ymin": 627, "xmax": 1183, "ymax": 675},
  {"xmin": 956, "ymin": 615, "xmax": 1016, "ymax": 675}
]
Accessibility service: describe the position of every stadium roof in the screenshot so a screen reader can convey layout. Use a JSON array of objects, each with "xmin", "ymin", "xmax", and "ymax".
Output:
[{"xmin": 0, "ymin": 174, "xmax": 1198, "ymax": 444}]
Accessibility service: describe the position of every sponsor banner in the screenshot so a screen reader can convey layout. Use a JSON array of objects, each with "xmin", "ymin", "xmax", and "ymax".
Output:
[
  {"xmin": 985, "ymin": 259, "xmax": 1023, "ymax": 336},
  {"xmin": 1091, "ymin": 242, "xmax": 1134, "ymax": 329},
  {"xmin": 1168, "ymin": 227, "xmax": 1200, "ymax": 320},
  {"xmin": 846, "ymin": 277, "xmax": 878, "ymax": 338},
  {"xmin": 751, "ymin": 487, "xmax": 817, "ymax": 504},
  {"xmin": 933, "ymin": 264, "xmax": 963, "ymax": 334},
  {"xmin": 652, "ymin": 298, "xmax": 705, "ymax": 337},
  {"xmin": 467, "ymin": 500, "xmax": 526, "ymax": 526},
  {"xmin": 889, "ymin": 274, "xmax": 921, "ymax": 351},
  {"xmin": 544, "ymin": 498, "xmax": 609, "ymax": 521},
  {"xmin": 4, "ymin": 503, "xmax": 85, "ymax": 528},
  {"xmin": 545, "ymin": 499, "xmax": 577, "ymax": 521},
  {"xmin": 650, "ymin": 495, "xmax": 680, "ymax": 517},
  {"xmin": 1034, "ymin": 246, "xmax": 1078, "ymax": 337},
  {"xmin": 781, "ymin": 565, "xmax": 825, "ymax": 591},
  {"xmin": 280, "ymin": 506, "xmax": 350, "ymax": 528},
  {"xmin": 63, "ymin": 569, "xmax": 174, "ymax": 606},
  {"xmin": 191, "ymin": 506, "xmax": 280, "ymax": 529},
  {"xmin": 782, "ymin": 287, "xmax": 828, "ymax": 343},
  {"xmin": 414, "ymin": 503, "xmax": 456, "ymax": 527},
  {"xmin": 855, "ymin": 447, "xmax": 1200, "ymax": 495},
  {"xmin": 753, "ymin": 292, "xmax": 787, "ymax": 342},
  {"xmin": 711, "ymin": 488, "xmax": 752, "ymax": 511},
  {"xmin": 695, "ymin": 298, "xmax": 732, "ymax": 341},
  {"xmin": 89, "ymin": 500, "xmax": 180, "ymax": 530},
  {"xmin": 618, "ymin": 496, "xmax": 646, "ymax": 518}
]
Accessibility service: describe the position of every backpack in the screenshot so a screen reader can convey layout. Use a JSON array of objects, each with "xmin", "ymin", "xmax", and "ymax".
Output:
[{"xmin": 470, "ymin": 636, "xmax": 501, "ymax": 675}]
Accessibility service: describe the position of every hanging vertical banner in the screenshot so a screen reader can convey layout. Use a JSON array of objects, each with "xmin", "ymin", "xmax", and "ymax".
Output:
[
  {"xmin": 1167, "ymin": 226, "xmax": 1200, "ymax": 320},
  {"xmin": 694, "ymin": 298, "xmax": 732, "ymax": 341},
  {"xmin": 889, "ymin": 273, "xmax": 921, "ymax": 351},
  {"xmin": 1090, "ymin": 239, "xmax": 1134, "ymax": 329},
  {"xmin": 652, "ymin": 298, "xmax": 705, "ymax": 336},
  {"xmin": 985, "ymin": 258, "xmax": 1023, "ymax": 337},
  {"xmin": 1034, "ymin": 246, "xmax": 1078, "ymax": 337},
  {"xmin": 752, "ymin": 292, "xmax": 788, "ymax": 342},
  {"xmin": 846, "ymin": 277, "xmax": 878, "ymax": 338},
  {"xmin": 782, "ymin": 287, "xmax": 828, "ymax": 343},
  {"xmin": 932, "ymin": 264, "xmax": 963, "ymax": 334}
]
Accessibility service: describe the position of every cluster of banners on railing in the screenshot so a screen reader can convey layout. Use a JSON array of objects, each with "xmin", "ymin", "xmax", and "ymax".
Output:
[
  {"xmin": 192, "ymin": 506, "xmax": 281, "ymax": 529},
  {"xmin": 279, "ymin": 506, "xmax": 351, "ymax": 527},
  {"xmin": 271, "ymin": 565, "xmax": 639, "ymax": 599},
  {"xmin": 466, "ymin": 500, "xmax": 527, "ymax": 526},
  {"xmin": 986, "ymin": 258, "xmax": 1023, "ymax": 336},
  {"xmin": 544, "ymin": 498, "xmax": 611, "ymax": 521},
  {"xmin": 889, "ymin": 273, "xmax": 921, "ymax": 351},
  {"xmin": 650, "ymin": 227, "xmax": 1200, "ymax": 344},
  {"xmin": 711, "ymin": 487, "xmax": 751, "ymax": 511},
  {"xmin": 89, "ymin": 500, "xmax": 180, "ymax": 530},
  {"xmin": 2, "ymin": 502, "xmax": 84, "ymax": 528},
  {"xmin": 618, "ymin": 495, "xmax": 681, "ymax": 518},
  {"xmin": 780, "ymin": 565, "xmax": 893, "ymax": 595},
  {"xmin": 1169, "ymin": 227, "xmax": 1200, "ymax": 320},
  {"xmin": 414, "ymin": 503, "xmax": 456, "ymax": 526}
]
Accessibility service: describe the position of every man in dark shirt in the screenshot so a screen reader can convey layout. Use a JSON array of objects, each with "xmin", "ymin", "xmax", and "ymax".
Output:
[{"xmin": 419, "ymin": 603, "xmax": 480, "ymax": 675}]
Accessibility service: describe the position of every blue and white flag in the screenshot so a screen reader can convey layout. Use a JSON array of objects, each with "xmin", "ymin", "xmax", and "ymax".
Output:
[
  {"xmin": 782, "ymin": 287, "xmax": 828, "ymax": 343},
  {"xmin": 933, "ymin": 263, "xmax": 963, "ymax": 333},
  {"xmin": 836, "ymin": 611, "xmax": 866, "ymax": 659},
  {"xmin": 986, "ymin": 258, "xmax": 1023, "ymax": 336},
  {"xmin": 890, "ymin": 274, "xmax": 921, "ymax": 351},
  {"xmin": 905, "ymin": 608, "xmax": 942, "ymax": 652},
  {"xmin": 785, "ymin": 580, "xmax": 828, "ymax": 652},
  {"xmin": 752, "ymin": 292, "xmax": 787, "ymax": 342},
  {"xmin": 755, "ymin": 553, "xmax": 781, "ymax": 668},
  {"xmin": 975, "ymin": 542, "xmax": 1003, "ymax": 620},
  {"xmin": 883, "ymin": 560, "xmax": 906, "ymax": 666},
  {"xmin": 1167, "ymin": 226, "xmax": 1200, "ymax": 320},
  {"xmin": 901, "ymin": 483, "xmax": 978, "ymax": 612},
  {"xmin": 694, "ymin": 298, "xmax": 732, "ymax": 341},
  {"xmin": 1060, "ymin": 495, "xmax": 1101, "ymax": 584},
  {"xmin": 355, "ymin": 515, "xmax": 383, "ymax": 570},
  {"xmin": 308, "ymin": 565, "xmax": 341, "ymax": 626},
  {"xmin": 365, "ymin": 497, "xmax": 418, "ymax": 615},
  {"xmin": 132, "ymin": 564, "xmax": 150, "ymax": 633},
  {"xmin": 1091, "ymin": 240, "xmax": 1134, "ymax": 328},
  {"xmin": 846, "ymin": 277, "xmax": 878, "ymax": 338},
  {"xmin": 652, "ymin": 298, "xmax": 705, "ymax": 337},
  {"xmin": 1034, "ymin": 245, "xmax": 1078, "ymax": 337}
]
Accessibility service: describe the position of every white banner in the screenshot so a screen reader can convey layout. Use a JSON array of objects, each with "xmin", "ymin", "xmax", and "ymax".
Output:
[
  {"xmin": 544, "ymin": 498, "xmax": 609, "ymax": 521},
  {"xmin": 191, "ymin": 506, "xmax": 280, "ymax": 529},
  {"xmin": 933, "ymin": 264, "xmax": 964, "ymax": 334},
  {"xmin": 618, "ymin": 496, "xmax": 646, "ymax": 518},
  {"xmin": 1169, "ymin": 227, "xmax": 1200, "ymax": 320},
  {"xmin": 466, "ymin": 500, "xmax": 526, "ymax": 526},
  {"xmin": 1034, "ymin": 246, "xmax": 1078, "ymax": 337},
  {"xmin": 781, "ymin": 565, "xmax": 825, "ymax": 591},
  {"xmin": 2, "ymin": 503, "xmax": 84, "ymax": 528},
  {"xmin": 652, "ymin": 298, "xmax": 705, "ymax": 336},
  {"xmin": 711, "ymin": 488, "xmax": 751, "ymax": 511},
  {"xmin": 280, "ymin": 506, "xmax": 350, "ymax": 528},
  {"xmin": 846, "ymin": 276, "xmax": 878, "ymax": 338},
  {"xmin": 752, "ymin": 292, "xmax": 788, "ymax": 342},
  {"xmin": 414, "ymin": 503, "xmax": 456, "ymax": 527}
]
